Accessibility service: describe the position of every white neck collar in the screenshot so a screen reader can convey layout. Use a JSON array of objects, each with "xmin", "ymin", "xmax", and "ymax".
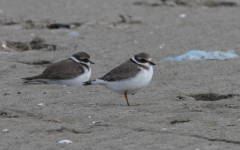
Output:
[{"xmin": 71, "ymin": 56, "xmax": 80, "ymax": 62}]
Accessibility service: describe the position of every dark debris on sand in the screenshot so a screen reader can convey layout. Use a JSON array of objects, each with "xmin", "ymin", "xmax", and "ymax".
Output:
[
  {"xmin": 133, "ymin": 0, "xmax": 238, "ymax": 7},
  {"xmin": 1, "ymin": 36, "xmax": 56, "ymax": 52}
]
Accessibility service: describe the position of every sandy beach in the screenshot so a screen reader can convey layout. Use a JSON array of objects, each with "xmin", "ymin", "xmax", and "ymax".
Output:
[{"xmin": 1, "ymin": 0, "xmax": 240, "ymax": 149}]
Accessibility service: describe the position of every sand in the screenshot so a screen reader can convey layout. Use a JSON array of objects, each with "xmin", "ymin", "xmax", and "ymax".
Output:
[{"xmin": 1, "ymin": 0, "xmax": 240, "ymax": 149}]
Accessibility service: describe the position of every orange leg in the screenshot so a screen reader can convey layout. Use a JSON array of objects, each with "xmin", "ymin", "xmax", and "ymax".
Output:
[{"xmin": 124, "ymin": 91, "xmax": 130, "ymax": 106}]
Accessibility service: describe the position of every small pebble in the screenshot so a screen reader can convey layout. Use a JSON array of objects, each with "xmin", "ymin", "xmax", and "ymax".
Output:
[
  {"xmin": 58, "ymin": 140, "xmax": 73, "ymax": 144},
  {"xmin": 179, "ymin": 14, "xmax": 186, "ymax": 18},
  {"xmin": 37, "ymin": 103, "xmax": 44, "ymax": 106},
  {"xmin": 4, "ymin": 92, "xmax": 10, "ymax": 96},
  {"xmin": 92, "ymin": 120, "xmax": 101, "ymax": 124},
  {"xmin": 2, "ymin": 129, "xmax": 9, "ymax": 132},
  {"xmin": 54, "ymin": 120, "xmax": 62, "ymax": 123},
  {"xmin": 159, "ymin": 44, "xmax": 165, "ymax": 49}
]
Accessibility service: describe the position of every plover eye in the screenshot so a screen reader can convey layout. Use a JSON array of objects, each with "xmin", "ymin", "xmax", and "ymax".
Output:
[
  {"xmin": 83, "ymin": 58, "xmax": 89, "ymax": 62},
  {"xmin": 140, "ymin": 59, "xmax": 147, "ymax": 62}
]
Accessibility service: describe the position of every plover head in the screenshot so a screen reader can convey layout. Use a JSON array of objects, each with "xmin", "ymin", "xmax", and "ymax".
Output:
[
  {"xmin": 71, "ymin": 52, "xmax": 95, "ymax": 65},
  {"xmin": 132, "ymin": 52, "xmax": 156, "ymax": 67}
]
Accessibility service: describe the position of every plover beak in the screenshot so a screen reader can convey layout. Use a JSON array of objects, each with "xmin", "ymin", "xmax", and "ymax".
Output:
[
  {"xmin": 149, "ymin": 61, "xmax": 156, "ymax": 65},
  {"xmin": 89, "ymin": 60, "xmax": 95, "ymax": 64}
]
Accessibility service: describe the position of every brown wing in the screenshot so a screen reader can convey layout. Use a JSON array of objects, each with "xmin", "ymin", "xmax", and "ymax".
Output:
[
  {"xmin": 24, "ymin": 59, "xmax": 85, "ymax": 80},
  {"xmin": 100, "ymin": 59, "xmax": 141, "ymax": 82}
]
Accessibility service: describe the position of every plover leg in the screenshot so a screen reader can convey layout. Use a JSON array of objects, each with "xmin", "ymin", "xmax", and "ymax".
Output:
[{"xmin": 124, "ymin": 91, "xmax": 130, "ymax": 106}]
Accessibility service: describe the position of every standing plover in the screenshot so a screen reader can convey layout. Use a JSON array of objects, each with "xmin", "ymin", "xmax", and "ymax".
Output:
[
  {"xmin": 22, "ymin": 52, "xmax": 94, "ymax": 86},
  {"xmin": 84, "ymin": 52, "xmax": 155, "ymax": 106}
]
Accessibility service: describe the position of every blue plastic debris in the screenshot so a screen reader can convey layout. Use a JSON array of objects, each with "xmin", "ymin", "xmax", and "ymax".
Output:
[{"xmin": 162, "ymin": 50, "xmax": 239, "ymax": 61}]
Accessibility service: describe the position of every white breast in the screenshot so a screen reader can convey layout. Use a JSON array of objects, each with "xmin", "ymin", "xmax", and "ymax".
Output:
[
  {"xmin": 58, "ymin": 67, "xmax": 91, "ymax": 86},
  {"xmin": 93, "ymin": 66, "xmax": 153, "ymax": 94}
]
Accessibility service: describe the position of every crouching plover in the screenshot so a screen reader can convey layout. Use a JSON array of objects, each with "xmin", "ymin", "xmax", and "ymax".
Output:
[
  {"xmin": 84, "ymin": 52, "xmax": 155, "ymax": 106},
  {"xmin": 22, "ymin": 52, "xmax": 94, "ymax": 86}
]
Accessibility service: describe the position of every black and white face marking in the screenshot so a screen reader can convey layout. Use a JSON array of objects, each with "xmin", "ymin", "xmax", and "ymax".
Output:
[
  {"xmin": 79, "ymin": 57, "xmax": 95, "ymax": 64},
  {"xmin": 137, "ymin": 57, "xmax": 148, "ymax": 63},
  {"xmin": 71, "ymin": 52, "xmax": 95, "ymax": 65},
  {"xmin": 132, "ymin": 54, "xmax": 156, "ymax": 66}
]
